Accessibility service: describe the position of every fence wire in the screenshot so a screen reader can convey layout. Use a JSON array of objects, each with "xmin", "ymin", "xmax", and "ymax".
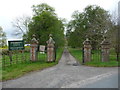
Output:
[{"xmin": 1, "ymin": 48, "xmax": 48, "ymax": 69}]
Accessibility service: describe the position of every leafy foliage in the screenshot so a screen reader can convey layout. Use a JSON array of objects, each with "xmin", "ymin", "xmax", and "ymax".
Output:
[
  {"xmin": 66, "ymin": 5, "xmax": 113, "ymax": 48},
  {"xmin": 26, "ymin": 3, "xmax": 65, "ymax": 47},
  {"xmin": 32, "ymin": 3, "xmax": 56, "ymax": 16}
]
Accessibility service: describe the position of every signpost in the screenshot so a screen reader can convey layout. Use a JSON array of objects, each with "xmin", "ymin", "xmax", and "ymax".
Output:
[
  {"xmin": 8, "ymin": 40, "xmax": 24, "ymax": 51},
  {"xmin": 8, "ymin": 40, "xmax": 24, "ymax": 65},
  {"xmin": 39, "ymin": 45, "xmax": 45, "ymax": 52}
]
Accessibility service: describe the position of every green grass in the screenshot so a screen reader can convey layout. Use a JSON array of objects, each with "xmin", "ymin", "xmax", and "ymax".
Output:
[
  {"xmin": 69, "ymin": 48, "xmax": 83, "ymax": 63},
  {"xmin": 2, "ymin": 52, "xmax": 31, "ymax": 67},
  {"xmin": 2, "ymin": 47, "xmax": 64, "ymax": 81},
  {"xmin": 85, "ymin": 61, "xmax": 118, "ymax": 67},
  {"xmin": 0, "ymin": 63, "xmax": 2, "ymax": 81},
  {"xmin": 69, "ymin": 48, "xmax": 118, "ymax": 67}
]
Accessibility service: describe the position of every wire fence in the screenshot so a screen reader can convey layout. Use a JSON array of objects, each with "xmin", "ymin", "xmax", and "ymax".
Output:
[
  {"xmin": 91, "ymin": 47, "xmax": 101, "ymax": 62},
  {"xmin": 81, "ymin": 46, "xmax": 118, "ymax": 63},
  {"xmin": 1, "ymin": 48, "xmax": 47, "ymax": 69},
  {"xmin": 1, "ymin": 47, "xmax": 118, "ymax": 69},
  {"xmin": 91, "ymin": 48, "xmax": 117, "ymax": 62}
]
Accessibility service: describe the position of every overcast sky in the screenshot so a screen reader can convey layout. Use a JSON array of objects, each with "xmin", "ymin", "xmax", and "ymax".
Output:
[{"xmin": 0, "ymin": 0, "xmax": 119, "ymax": 40}]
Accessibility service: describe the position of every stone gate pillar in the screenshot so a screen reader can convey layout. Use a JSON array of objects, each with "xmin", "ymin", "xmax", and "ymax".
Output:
[
  {"xmin": 46, "ymin": 34, "xmax": 55, "ymax": 62},
  {"xmin": 83, "ymin": 38, "xmax": 92, "ymax": 63},
  {"xmin": 101, "ymin": 37, "xmax": 110, "ymax": 62},
  {"xmin": 30, "ymin": 34, "xmax": 38, "ymax": 61}
]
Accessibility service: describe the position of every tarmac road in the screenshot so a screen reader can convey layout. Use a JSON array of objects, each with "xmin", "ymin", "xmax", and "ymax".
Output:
[
  {"xmin": 2, "ymin": 48, "xmax": 118, "ymax": 88},
  {"xmin": 62, "ymin": 70, "xmax": 119, "ymax": 88},
  {"xmin": 80, "ymin": 72, "xmax": 119, "ymax": 88}
]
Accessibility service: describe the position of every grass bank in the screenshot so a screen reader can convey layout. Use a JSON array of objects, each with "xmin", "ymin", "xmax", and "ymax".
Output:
[
  {"xmin": 69, "ymin": 48, "xmax": 119, "ymax": 67},
  {"xmin": 2, "ymin": 47, "xmax": 64, "ymax": 81}
]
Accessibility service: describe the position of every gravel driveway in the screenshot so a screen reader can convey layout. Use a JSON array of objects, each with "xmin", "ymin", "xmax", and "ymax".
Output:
[{"xmin": 2, "ymin": 48, "xmax": 118, "ymax": 88}]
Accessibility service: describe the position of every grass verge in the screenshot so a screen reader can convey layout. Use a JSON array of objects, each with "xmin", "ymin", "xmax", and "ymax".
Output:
[
  {"xmin": 2, "ymin": 47, "xmax": 64, "ymax": 81},
  {"xmin": 69, "ymin": 48, "xmax": 119, "ymax": 67}
]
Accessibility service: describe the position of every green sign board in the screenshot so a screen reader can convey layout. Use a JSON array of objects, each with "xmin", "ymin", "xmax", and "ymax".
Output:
[{"xmin": 8, "ymin": 40, "xmax": 24, "ymax": 51}]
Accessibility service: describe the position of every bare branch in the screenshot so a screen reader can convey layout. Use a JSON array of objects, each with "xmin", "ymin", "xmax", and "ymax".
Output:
[{"xmin": 12, "ymin": 15, "xmax": 31, "ymax": 37}]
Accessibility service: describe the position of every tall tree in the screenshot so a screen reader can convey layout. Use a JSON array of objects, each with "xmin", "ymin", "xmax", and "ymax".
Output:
[
  {"xmin": 104, "ymin": 8, "xmax": 120, "ymax": 61},
  {"xmin": 66, "ymin": 11, "xmax": 87, "ymax": 48},
  {"xmin": 67, "ymin": 5, "xmax": 112, "ymax": 49},
  {"xmin": 84, "ymin": 5, "xmax": 112, "ymax": 49},
  {"xmin": 0, "ymin": 26, "xmax": 7, "ymax": 48},
  {"xmin": 27, "ymin": 3, "xmax": 65, "ymax": 47}
]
